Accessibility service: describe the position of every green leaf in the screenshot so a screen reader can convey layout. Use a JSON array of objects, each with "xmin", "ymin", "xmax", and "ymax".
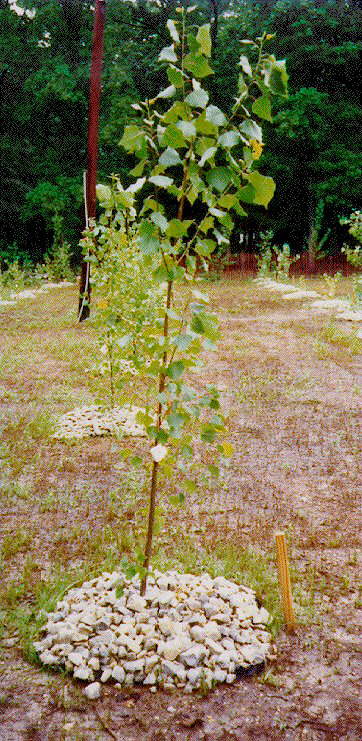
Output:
[
  {"xmin": 119, "ymin": 125, "xmax": 146, "ymax": 154},
  {"xmin": 237, "ymin": 72, "xmax": 248, "ymax": 96},
  {"xmin": 244, "ymin": 171, "xmax": 276, "ymax": 207},
  {"xmin": 195, "ymin": 111, "xmax": 218, "ymax": 136},
  {"xmin": 205, "ymin": 105, "xmax": 227, "ymax": 126},
  {"xmin": 162, "ymin": 124, "xmax": 187, "ymax": 149},
  {"xmin": 125, "ymin": 564, "xmax": 137, "ymax": 579},
  {"xmin": 268, "ymin": 60, "xmax": 288, "ymax": 97},
  {"xmin": 116, "ymin": 334, "xmax": 132, "ymax": 348},
  {"xmin": 171, "ymin": 334, "xmax": 193, "ymax": 351},
  {"xmin": 234, "ymin": 201, "xmax": 248, "ymax": 217},
  {"xmin": 131, "ymin": 455, "xmax": 142, "ymax": 467},
  {"xmin": 139, "ymin": 219, "xmax": 159, "ymax": 254},
  {"xmin": 194, "ymin": 238, "xmax": 217, "ymax": 257},
  {"xmin": 167, "ymin": 361, "xmax": 185, "ymax": 381},
  {"xmin": 218, "ymin": 194, "xmax": 237, "ymax": 209},
  {"xmin": 167, "ymin": 66, "xmax": 184, "ymax": 88},
  {"xmin": 219, "ymin": 442, "xmax": 234, "ymax": 457},
  {"xmin": 141, "ymin": 197, "xmax": 162, "ymax": 215},
  {"xmin": 199, "ymin": 146, "xmax": 217, "ymax": 167},
  {"xmin": 159, "ymin": 147, "xmax": 182, "ymax": 167},
  {"xmin": 146, "ymin": 424, "xmax": 158, "ymax": 440},
  {"xmin": 153, "ymin": 515, "xmax": 164, "ymax": 536},
  {"xmin": 196, "ymin": 24, "xmax": 212, "ymax": 57},
  {"xmin": 159, "ymin": 45, "xmax": 178, "ymax": 63},
  {"xmin": 252, "ymin": 95, "xmax": 273, "ymax": 122},
  {"xmin": 185, "ymin": 88, "xmax": 209, "ymax": 109},
  {"xmin": 240, "ymin": 39, "xmax": 258, "ymax": 47},
  {"xmin": 199, "ymin": 215, "xmax": 214, "ymax": 233},
  {"xmin": 167, "ymin": 19, "xmax": 180, "ymax": 43},
  {"xmin": 150, "ymin": 211, "xmax": 169, "ymax": 232},
  {"xmin": 201, "ymin": 425, "xmax": 216, "ymax": 444},
  {"xmin": 190, "ymin": 311, "xmax": 218, "ymax": 340},
  {"xmin": 186, "ymin": 186, "xmax": 199, "ymax": 205},
  {"xmin": 206, "ymin": 166, "xmax": 231, "ymax": 192},
  {"xmin": 181, "ymin": 444, "xmax": 193, "ymax": 459},
  {"xmin": 183, "ymin": 479, "xmax": 198, "ymax": 494},
  {"xmin": 210, "ymin": 207, "xmax": 226, "ymax": 219},
  {"xmin": 186, "ymin": 32, "xmax": 201, "ymax": 53},
  {"xmin": 126, "ymin": 177, "xmax": 146, "ymax": 193},
  {"xmin": 96, "ymin": 184, "xmax": 112, "ymax": 203},
  {"xmin": 115, "ymin": 583, "xmax": 124, "ymax": 598},
  {"xmin": 240, "ymin": 119, "xmax": 263, "ymax": 142},
  {"xmin": 149, "ymin": 175, "xmax": 174, "ymax": 188},
  {"xmin": 208, "ymin": 463, "xmax": 219, "ymax": 477},
  {"xmin": 214, "ymin": 229, "xmax": 229, "ymax": 245},
  {"xmin": 168, "ymin": 411, "xmax": 184, "ymax": 429},
  {"xmin": 183, "ymin": 53, "xmax": 213, "ymax": 78},
  {"xmin": 117, "ymin": 191, "xmax": 134, "ymax": 210},
  {"xmin": 153, "ymin": 263, "xmax": 169, "ymax": 282},
  {"xmin": 239, "ymin": 183, "xmax": 256, "ymax": 205},
  {"xmin": 157, "ymin": 429, "xmax": 169, "ymax": 444},
  {"xmin": 163, "ymin": 101, "xmax": 191, "ymax": 124},
  {"xmin": 166, "ymin": 219, "xmax": 190, "ymax": 238},
  {"xmin": 218, "ymin": 130, "xmax": 240, "ymax": 148},
  {"xmin": 177, "ymin": 120, "xmax": 196, "ymax": 139},
  {"xmin": 130, "ymin": 160, "xmax": 147, "ymax": 176},
  {"xmin": 166, "ymin": 308, "xmax": 181, "ymax": 320},
  {"xmin": 157, "ymin": 84, "xmax": 176, "ymax": 99},
  {"xmin": 239, "ymin": 55, "xmax": 253, "ymax": 77}
]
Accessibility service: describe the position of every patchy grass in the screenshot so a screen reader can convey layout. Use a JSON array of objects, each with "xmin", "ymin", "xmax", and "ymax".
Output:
[
  {"xmin": 318, "ymin": 321, "xmax": 362, "ymax": 355},
  {"xmin": 0, "ymin": 277, "xmax": 360, "ymax": 700}
]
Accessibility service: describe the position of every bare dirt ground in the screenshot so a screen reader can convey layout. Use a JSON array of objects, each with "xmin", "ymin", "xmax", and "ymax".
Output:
[{"xmin": 0, "ymin": 277, "xmax": 361, "ymax": 740}]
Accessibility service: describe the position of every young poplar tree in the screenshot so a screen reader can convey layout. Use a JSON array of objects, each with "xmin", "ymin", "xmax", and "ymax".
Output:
[{"xmin": 89, "ymin": 7, "xmax": 288, "ymax": 594}]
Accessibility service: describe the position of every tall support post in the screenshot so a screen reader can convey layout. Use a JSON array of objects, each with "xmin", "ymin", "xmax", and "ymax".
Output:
[{"xmin": 78, "ymin": 0, "xmax": 106, "ymax": 322}]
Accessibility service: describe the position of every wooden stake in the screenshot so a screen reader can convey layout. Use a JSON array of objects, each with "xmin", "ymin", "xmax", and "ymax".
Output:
[{"xmin": 275, "ymin": 531, "xmax": 296, "ymax": 632}]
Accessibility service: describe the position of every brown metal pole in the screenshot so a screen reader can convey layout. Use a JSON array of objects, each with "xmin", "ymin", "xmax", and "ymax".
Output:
[{"xmin": 78, "ymin": 0, "xmax": 106, "ymax": 321}]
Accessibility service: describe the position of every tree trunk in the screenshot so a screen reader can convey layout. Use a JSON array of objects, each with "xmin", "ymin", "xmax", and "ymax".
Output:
[
  {"xmin": 140, "ymin": 461, "xmax": 158, "ymax": 596},
  {"xmin": 307, "ymin": 203, "xmax": 317, "ymax": 275},
  {"xmin": 78, "ymin": 0, "xmax": 106, "ymax": 321}
]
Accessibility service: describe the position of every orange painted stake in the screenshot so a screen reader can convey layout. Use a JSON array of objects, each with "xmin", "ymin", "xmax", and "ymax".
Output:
[{"xmin": 275, "ymin": 531, "xmax": 296, "ymax": 632}]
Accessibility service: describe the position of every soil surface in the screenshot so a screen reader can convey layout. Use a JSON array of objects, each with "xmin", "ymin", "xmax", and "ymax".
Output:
[{"xmin": 0, "ymin": 278, "xmax": 361, "ymax": 740}]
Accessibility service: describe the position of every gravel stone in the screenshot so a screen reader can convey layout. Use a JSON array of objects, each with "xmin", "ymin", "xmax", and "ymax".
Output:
[
  {"xmin": 111, "ymin": 665, "xmax": 125, "ymax": 683},
  {"xmin": 34, "ymin": 569, "xmax": 272, "ymax": 693},
  {"xmin": 84, "ymin": 682, "xmax": 101, "ymax": 700},
  {"xmin": 100, "ymin": 668, "xmax": 112, "ymax": 683}
]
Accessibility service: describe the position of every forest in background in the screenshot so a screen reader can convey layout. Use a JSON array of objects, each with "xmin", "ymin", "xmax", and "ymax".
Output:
[{"xmin": 1, "ymin": 0, "xmax": 361, "ymax": 268}]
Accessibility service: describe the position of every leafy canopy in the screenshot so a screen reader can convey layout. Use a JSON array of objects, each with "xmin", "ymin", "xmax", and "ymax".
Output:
[{"xmin": 85, "ymin": 7, "xmax": 287, "ymax": 591}]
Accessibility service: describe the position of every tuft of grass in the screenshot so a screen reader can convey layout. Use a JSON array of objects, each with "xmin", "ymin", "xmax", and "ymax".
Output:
[
  {"xmin": 1, "ymin": 527, "xmax": 32, "ymax": 558},
  {"xmin": 154, "ymin": 533, "xmax": 284, "ymax": 636},
  {"xmin": 237, "ymin": 371, "xmax": 280, "ymax": 408},
  {"xmin": 317, "ymin": 322, "xmax": 362, "ymax": 356},
  {"xmin": 26, "ymin": 411, "xmax": 55, "ymax": 439}
]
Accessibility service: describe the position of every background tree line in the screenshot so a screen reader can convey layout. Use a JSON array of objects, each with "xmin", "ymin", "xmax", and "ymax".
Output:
[{"xmin": 1, "ymin": 0, "xmax": 361, "ymax": 268}]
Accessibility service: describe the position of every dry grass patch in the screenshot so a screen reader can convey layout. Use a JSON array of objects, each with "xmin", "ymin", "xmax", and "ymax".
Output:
[{"xmin": 0, "ymin": 279, "xmax": 360, "ymax": 704}]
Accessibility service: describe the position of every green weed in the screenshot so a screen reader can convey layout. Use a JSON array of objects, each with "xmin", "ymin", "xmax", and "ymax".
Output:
[
  {"xmin": 313, "ymin": 338, "xmax": 333, "ymax": 360},
  {"xmin": 322, "ymin": 272, "xmax": 342, "ymax": 298},
  {"xmin": 1, "ymin": 527, "xmax": 32, "ymax": 559},
  {"xmin": 154, "ymin": 534, "xmax": 283, "ymax": 635},
  {"xmin": 26, "ymin": 412, "xmax": 55, "ymax": 439},
  {"xmin": 237, "ymin": 372, "xmax": 280, "ymax": 408},
  {"xmin": 318, "ymin": 322, "xmax": 362, "ymax": 355},
  {"xmin": 257, "ymin": 668, "xmax": 282, "ymax": 687}
]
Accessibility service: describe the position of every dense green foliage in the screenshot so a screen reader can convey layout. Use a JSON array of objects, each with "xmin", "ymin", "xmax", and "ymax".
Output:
[{"xmin": 1, "ymin": 0, "xmax": 361, "ymax": 264}]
